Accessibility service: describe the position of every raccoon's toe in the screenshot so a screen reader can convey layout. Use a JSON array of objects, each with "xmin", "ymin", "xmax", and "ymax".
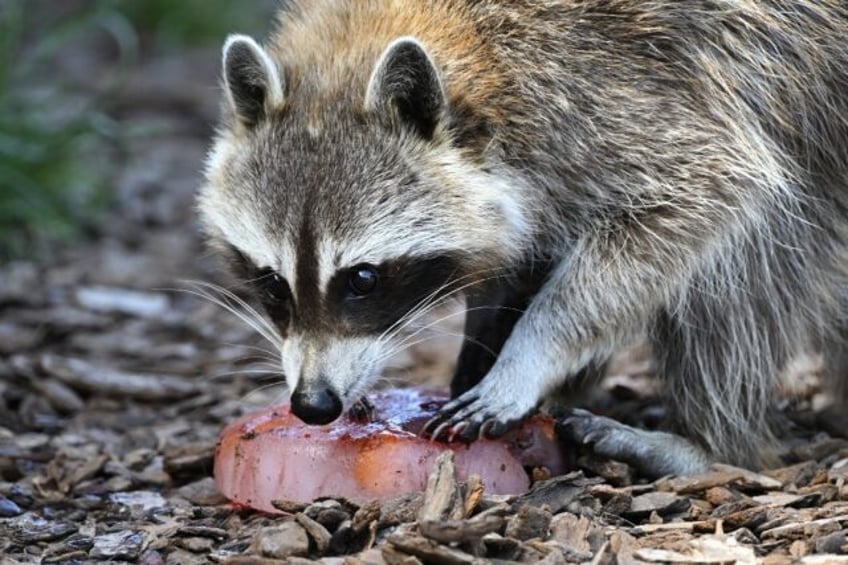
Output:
[
  {"xmin": 346, "ymin": 396, "xmax": 375, "ymax": 423},
  {"xmin": 559, "ymin": 408, "xmax": 625, "ymax": 447},
  {"xmin": 423, "ymin": 392, "xmax": 529, "ymax": 442},
  {"xmin": 558, "ymin": 409, "xmax": 712, "ymax": 478}
]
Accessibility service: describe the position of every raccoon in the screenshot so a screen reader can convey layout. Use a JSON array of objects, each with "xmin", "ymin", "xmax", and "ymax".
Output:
[{"xmin": 199, "ymin": 0, "xmax": 848, "ymax": 477}]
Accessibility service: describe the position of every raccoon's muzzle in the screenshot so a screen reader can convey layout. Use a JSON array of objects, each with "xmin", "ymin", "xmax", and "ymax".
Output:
[{"xmin": 290, "ymin": 381, "xmax": 343, "ymax": 425}]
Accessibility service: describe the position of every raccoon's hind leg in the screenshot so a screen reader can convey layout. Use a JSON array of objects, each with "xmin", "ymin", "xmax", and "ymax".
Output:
[
  {"xmin": 658, "ymin": 302, "xmax": 786, "ymax": 471},
  {"xmin": 562, "ymin": 299, "xmax": 789, "ymax": 478},
  {"xmin": 556, "ymin": 308, "xmax": 714, "ymax": 478},
  {"xmin": 821, "ymin": 317, "xmax": 848, "ymax": 436}
]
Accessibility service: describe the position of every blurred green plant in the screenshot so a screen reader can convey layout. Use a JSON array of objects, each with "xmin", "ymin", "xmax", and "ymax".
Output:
[
  {"xmin": 0, "ymin": 0, "xmax": 274, "ymax": 261},
  {"xmin": 109, "ymin": 0, "xmax": 276, "ymax": 48},
  {"xmin": 0, "ymin": 2, "xmax": 126, "ymax": 261}
]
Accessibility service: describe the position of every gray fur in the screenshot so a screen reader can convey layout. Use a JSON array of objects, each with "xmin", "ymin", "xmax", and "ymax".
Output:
[{"xmin": 200, "ymin": 0, "xmax": 848, "ymax": 473}]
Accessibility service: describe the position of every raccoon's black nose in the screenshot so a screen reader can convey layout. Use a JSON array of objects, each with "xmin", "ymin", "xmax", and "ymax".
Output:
[{"xmin": 290, "ymin": 386, "xmax": 343, "ymax": 425}]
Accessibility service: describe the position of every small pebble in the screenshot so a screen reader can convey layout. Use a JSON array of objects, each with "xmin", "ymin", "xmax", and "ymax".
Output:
[
  {"xmin": 90, "ymin": 531, "xmax": 145, "ymax": 560},
  {"xmin": 175, "ymin": 536, "xmax": 215, "ymax": 553},
  {"xmin": 627, "ymin": 491, "xmax": 690, "ymax": 517},
  {"xmin": 305, "ymin": 500, "xmax": 351, "ymax": 531},
  {"xmin": 13, "ymin": 515, "xmax": 77, "ymax": 543},
  {"xmin": 296, "ymin": 512, "xmax": 332, "ymax": 554},
  {"xmin": 176, "ymin": 477, "xmax": 227, "ymax": 506},
  {"xmin": 74, "ymin": 286, "xmax": 169, "ymax": 318},
  {"xmin": 0, "ymin": 495, "xmax": 22, "ymax": 517},
  {"xmin": 109, "ymin": 490, "xmax": 167, "ymax": 512},
  {"xmin": 254, "ymin": 522, "xmax": 310, "ymax": 559}
]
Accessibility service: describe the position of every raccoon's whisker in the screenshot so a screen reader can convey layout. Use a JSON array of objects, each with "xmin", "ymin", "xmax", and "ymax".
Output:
[
  {"xmin": 375, "ymin": 320, "xmax": 506, "ymax": 366},
  {"xmin": 376, "ymin": 268, "xmax": 506, "ymax": 344},
  {"xmin": 375, "ymin": 267, "xmax": 496, "ymax": 344},
  {"xmin": 187, "ymin": 280, "xmax": 277, "ymax": 334},
  {"xmin": 216, "ymin": 352, "xmax": 280, "ymax": 368},
  {"xmin": 205, "ymin": 350, "xmax": 276, "ymax": 366},
  {"xmin": 218, "ymin": 342, "xmax": 281, "ymax": 360},
  {"xmin": 176, "ymin": 284, "xmax": 272, "ymax": 339},
  {"xmin": 378, "ymin": 265, "xmax": 512, "ymax": 343},
  {"xmin": 404, "ymin": 303, "xmax": 523, "ymax": 338},
  {"xmin": 374, "ymin": 339, "xmax": 442, "ymax": 367},
  {"xmin": 237, "ymin": 379, "xmax": 290, "ymax": 406},
  {"xmin": 379, "ymin": 290, "xmax": 462, "ymax": 346},
  {"xmin": 239, "ymin": 378, "xmax": 288, "ymax": 392},
  {"xmin": 367, "ymin": 269, "xmax": 515, "ymax": 385},
  {"xmin": 387, "ymin": 304, "xmax": 521, "ymax": 358},
  {"xmin": 208, "ymin": 367, "xmax": 283, "ymax": 381},
  {"xmin": 234, "ymin": 355, "xmax": 280, "ymax": 366},
  {"xmin": 180, "ymin": 286, "xmax": 283, "ymax": 350},
  {"xmin": 369, "ymin": 373, "xmax": 410, "ymax": 394},
  {"xmin": 385, "ymin": 306, "xmax": 485, "ymax": 355},
  {"xmin": 373, "ymin": 304, "xmax": 526, "ymax": 371},
  {"xmin": 229, "ymin": 360, "xmax": 283, "ymax": 372},
  {"xmin": 372, "ymin": 370, "xmax": 408, "ymax": 386},
  {"xmin": 378, "ymin": 270, "xmax": 513, "ymax": 346},
  {"xmin": 376, "ymin": 305, "xmax": 519, "ymax": 365},
  {"xmin": 179, "ymin": 280, "xmax": 284, "ymax": 350},
  {"xmin": 187, "ymin": 280, "xmax": 282, "ymax": 345}
]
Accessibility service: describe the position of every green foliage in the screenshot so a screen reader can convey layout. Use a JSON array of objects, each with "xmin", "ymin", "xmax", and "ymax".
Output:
[
  {"xmin": 0, "ymin": 2, "xmax": 123, "ymax": 261},
  {"xmin": 0, "ymin": 1, "xmax": 274, "ymax": 261},
  {"xmin": 109, "ymin": 0, "xmax": 276, "ymax": 48}
]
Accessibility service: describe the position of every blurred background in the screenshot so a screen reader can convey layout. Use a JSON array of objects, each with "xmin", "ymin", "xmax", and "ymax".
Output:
[{"xmin": 1, "ymin": 0, "xmax": 276, "ymax": 261}]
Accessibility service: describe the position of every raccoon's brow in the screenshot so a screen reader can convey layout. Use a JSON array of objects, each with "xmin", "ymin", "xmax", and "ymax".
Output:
[
  {"xmin": 223, "ymin": 243, "xmax": 277, "ymax": 286},
  {"xmin": 222, "ymin": 243, "xmax": 257, "ymax": 280}
]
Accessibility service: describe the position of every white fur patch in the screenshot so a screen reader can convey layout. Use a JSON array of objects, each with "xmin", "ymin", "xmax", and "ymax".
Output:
[
  {"xmin": 330, "ymin": 159, "xmax": 532, "ymax": 272},
  {"xmin": 278, "ymin": 243, "xmax": 298, "ymax": 296},
  {"xmin": 201, "ymin": 134, "xmax": 299, "ymax": 291},
  {"xmin": 199, "ymin": 192, "xmax": 290, "ymax": 287},
  {"xmin": 281, "ymin": 334, "xmax": 304, "ymax": 391}
]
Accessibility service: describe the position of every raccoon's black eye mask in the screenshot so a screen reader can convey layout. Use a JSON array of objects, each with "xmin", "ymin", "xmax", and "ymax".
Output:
[
  {"xmin": 223, "ymin": 242, "xmax": 466, "ymax": 336},
  {"xmin": 223, "ymin": 243, "xmax": 293, "ymax": 325},
  {"xmin": 255, "ymin": 268, "xmax": 293, "ymax": 322},
  {"xmin": 326, "ymin": 254, "xmax": 463, "ymax": 334}
]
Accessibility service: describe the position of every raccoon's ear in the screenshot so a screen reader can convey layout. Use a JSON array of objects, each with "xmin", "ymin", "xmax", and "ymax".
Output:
[
  {"xmin": 365, "ymin": 37, "xmax": 445, "ymax": 139},
  {"xmin": 222, "ymin": 34, "xmax": 284, "ymax": 127}
]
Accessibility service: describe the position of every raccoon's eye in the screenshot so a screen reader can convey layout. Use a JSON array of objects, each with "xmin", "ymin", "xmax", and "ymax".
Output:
[
  {"xmin": 260, "ymin": 269, "xmax": 288, "ymax": 303},
  {"xmin": 348, "ymin": 264, "xmax": 379, "ymax": 296}
]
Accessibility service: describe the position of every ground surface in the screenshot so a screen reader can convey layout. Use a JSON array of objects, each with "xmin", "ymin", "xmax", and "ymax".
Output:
[{"xmin": 1, "ymin": 29, "xmax": 848, "ymax": 565}]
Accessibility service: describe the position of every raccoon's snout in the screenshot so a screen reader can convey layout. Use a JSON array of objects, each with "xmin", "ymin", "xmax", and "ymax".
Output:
[{"xmin": 290, "ymin": 383, "xmax": 343, "ymax": 425}]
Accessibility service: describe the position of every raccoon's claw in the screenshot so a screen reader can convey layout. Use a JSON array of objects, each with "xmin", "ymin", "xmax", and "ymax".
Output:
[
  {"xmin": 347, "ymin": 397, "xmax": 375, "ymax": 422},
  {"xmin": 422, "ymin": 389, "xmax": 530, "ymax": 442},
  {"xmin": 423, "ymin": 393, "xmax": 478, "ymax": 440},
  {"xmin": 480, "ymin": 418, "xmax": 514, "ymax": 438}
]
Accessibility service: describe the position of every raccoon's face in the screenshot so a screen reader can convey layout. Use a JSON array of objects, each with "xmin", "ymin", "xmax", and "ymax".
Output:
[{"xmin": 199, "ymin": 35, "xmax": 529, "ymax": 425}]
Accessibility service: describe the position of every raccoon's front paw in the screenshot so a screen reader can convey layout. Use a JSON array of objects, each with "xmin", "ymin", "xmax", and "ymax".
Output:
[{"xmin": 422, "ymin": 382, "xmax": 536, "ymax": 442}]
